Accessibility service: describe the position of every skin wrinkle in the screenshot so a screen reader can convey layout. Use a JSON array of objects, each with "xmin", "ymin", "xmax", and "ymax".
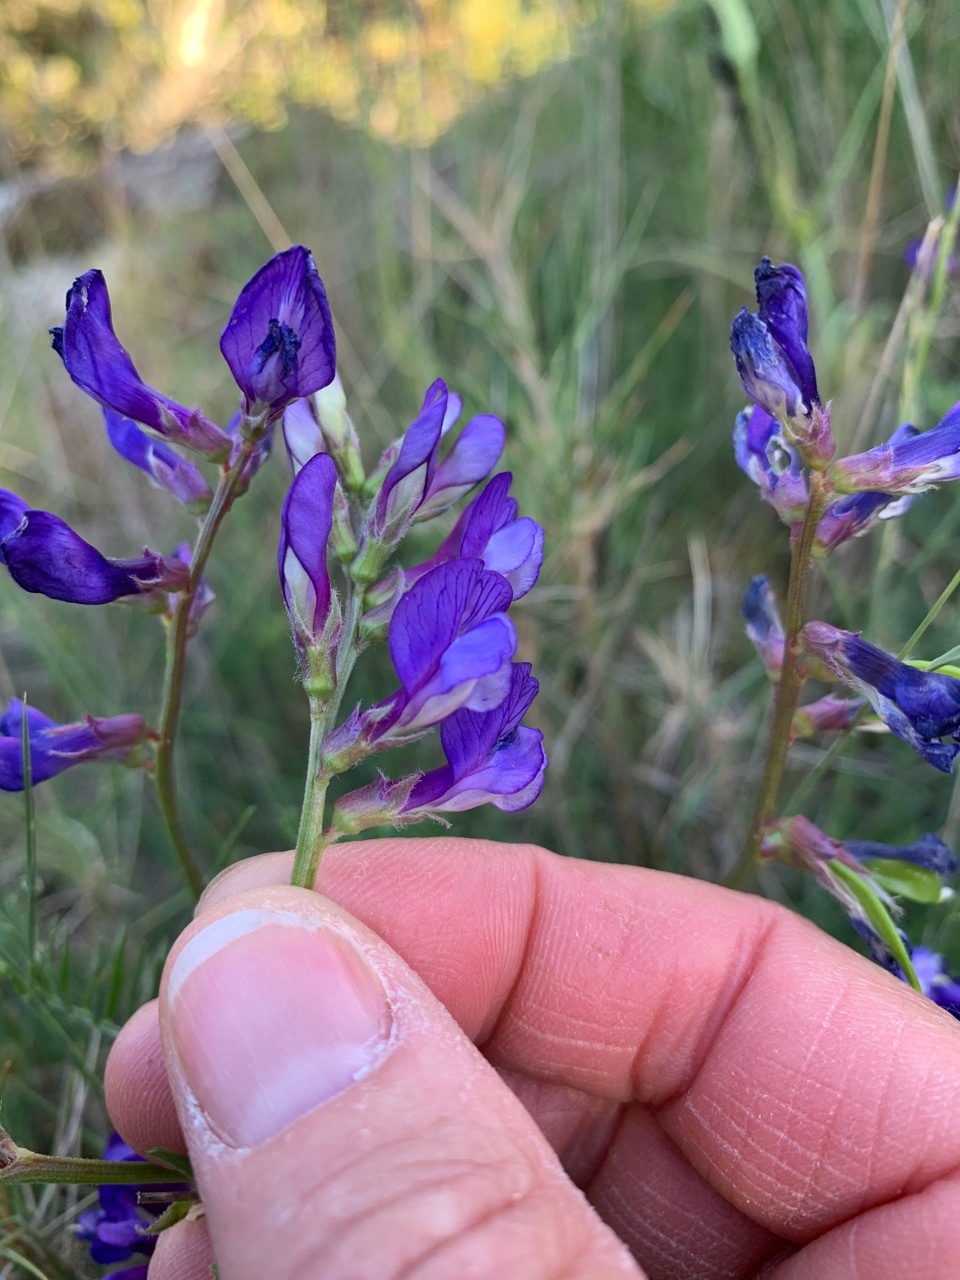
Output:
[
  {"xmin": 391, "ymin": 1178, "xmax": 604, "ymax": 1280},
  {"xmin": 244, "ymin": 1127, "xmax": 543, "ymax": 1279},
  {"xmin": 634, "ymin": 905, "xmax": 783, "ymax": 1111},
  {"xmin": 656, "ymin": 916, "xmax": 872, "ymax": 1225}
]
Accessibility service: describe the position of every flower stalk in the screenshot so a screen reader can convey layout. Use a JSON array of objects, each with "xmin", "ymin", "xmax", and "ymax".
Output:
[
  {"xmin": 154, "ymin": 440, "xmax": 258, "ymax": 899},
  {"xmin": 727, "ymin": 471, "xmax": 830, "ymax": 888}
]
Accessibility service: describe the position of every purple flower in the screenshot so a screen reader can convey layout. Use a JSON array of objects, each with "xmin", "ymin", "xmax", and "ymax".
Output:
[
  {"xmin": 402, "ymin": 663, "xmax": 546, "ymax": 813},
  {"xmin": 415, "ymin": 413, "xmax": 506, "ymax": 522},
  {"xmin": 802, "ymin": 621, "xmax": 960, "ymax": 772},
  {"xmin": 0, "ymin": 507, "xmax": 189, "ymax": 604},
  {"xmin": 75, "ymin": 1133, "xmax": 179, "ymax": 1276},
  {"xmin": 278, "ymin": 453, "xmax": 339, "ymax": 654},
  {"xmin": 50, "ymin": 271, "xmax": 230, "ymax": 459},
  {"xmin": 742, "ymin": 575, "xmax": 785, "ymax": 678},
  {"xmin": 220, "ymin": 246, "xmax": 336, "ymax": 421},
  {"xmin": 910, "ymin": 948, "xmax": 960, "ymax": 1018},
  {"xmin": 324, "ymin": 560, "xmax": 517, "ymax": 768},
  {"xmin": 0, "ymin": 700, "xmax": 148, "ymax": 790},
  {"xmin": 370, "ymin": 380, "xmax": 448, "ymax": 543},
  {"xmin": 732, "ymin": 405, "xmax": 809, "ymax": 524},
  {"xmin": 104, "ymin": 410, "xmax": 212, "ymax": 511},
  {"xmin": 843, "ymin": 832, "xmax": 957, "ymax": 877},
  {"xmin": 830, "ymin": 405, "xmax": 960, "ymax": 496},
  {"xmin": 814, "ymin": 489, "xmax": 915, "ymax": 554},
  {"xmin": 410, "ymin": 472, "xmax": 543, "ymax": 601},
  {"xmin": 376, "ymin": 558, "xmax": 516, "ymax": 738}
]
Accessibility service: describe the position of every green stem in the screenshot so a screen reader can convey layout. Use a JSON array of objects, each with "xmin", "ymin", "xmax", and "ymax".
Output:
[
  {"xmin": 290, "ymin": 699, "xmax": 332, "ymax": 889},
  {"xmin": 289, "ymin": 589, "xmax": 365, "ymax": 890},
  {"xmin": 727, "ymin": 472, "xmax": 830, "ymax": 889},
  {"xmin": 0, "ymin": 1147, "xmax": 187, "ymax": 1188},
  {"xmin": 154, "ymin": 442, "xmax": 256, "ymax": 900}
]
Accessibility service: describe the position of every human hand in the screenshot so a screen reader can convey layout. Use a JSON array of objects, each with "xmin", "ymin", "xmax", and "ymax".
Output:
[{"xmin": 105, "ymin": 838, "xmax": 960, "ymax": 1279}]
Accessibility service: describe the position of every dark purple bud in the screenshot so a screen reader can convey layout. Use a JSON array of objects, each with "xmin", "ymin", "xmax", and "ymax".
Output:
[
  {"xmin": 278, "ymin": 452, "xmax": 338, "ymax": 653},
  {"xmin": 416, "ymin": 414, "xmax": 506, "ymax": 521},
  {"xmin": 371, "ymin": 558, "xmax": 517, "ymax": 741},
  {"xmin": 732, "ymin": 405, "xmax": 808, "ymax": 524},
  {"xmin": 372, "ymin": 379, "xmax": 447, "ymax": 541},
  {"xmin": 754, "ymin": 258, "xmax": 820, "ymax": 411},
  {"xmin": 831, "ymin": 408, "xmax": 960, "ymax": 496},
  {"xmin": 220, "ymin": 246, "xmax": 336, "ymax": 421},
  {"xmin": 1, "ymin": 509, "xmax": 189, "ymax": 604},
  {"xmin": 730, "ymin": 308, "xmax": 806, "ymax": 421},
  {"xmin": 742, "ymin": 575, "xmax": 784, "ymax": 678},
  {"xmin": 802, "ymin": 621, "xmax": 960, "ymax": 772},
  {"xmin": 0, "ymin": 700, "xmax": 149, "ymax": 790},
  {"xmin": 104, "ymin": 410, "xmax": 212, "ymax": 511},
  {"xmin": 402, "ymin": 663, "xmax": 546, "ymax": 814},
  {"xmin": 50, "ymin": 271, "xmax": 230, "ymax": 459}
]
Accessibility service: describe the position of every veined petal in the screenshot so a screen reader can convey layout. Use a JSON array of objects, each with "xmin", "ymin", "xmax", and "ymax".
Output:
[
  {"xmin": 220, "ymin": 246, "xmax": 336, "ymax": 419},
  {"xmin": 403, "ymin": 664, "xmax": 545, "ymax": 812},
  {"xmin": 416, "ymin": 414, "xmax": 506, "ymax": 521},
  {"xmin": 373, "ymin": 379, "xmax": 447, "ymax": 540}
]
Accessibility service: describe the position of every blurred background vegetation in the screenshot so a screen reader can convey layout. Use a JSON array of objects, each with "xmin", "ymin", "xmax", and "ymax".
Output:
[{"xmin": 1, "ymin": 0, "xmax": 960, "ymax": 1272}]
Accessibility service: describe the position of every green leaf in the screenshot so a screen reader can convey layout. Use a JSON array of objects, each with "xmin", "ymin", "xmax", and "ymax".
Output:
[
  {"xmin": 862, "ymin": 858, "xmax": 944, "ymax": 905},
  {"xmin": 829, "ymin": 860, "xmax": 920, "ymax": 991},
  {"xmin": 146, "ymin": 1147, "xmax": 195, "ymax": 1180}
]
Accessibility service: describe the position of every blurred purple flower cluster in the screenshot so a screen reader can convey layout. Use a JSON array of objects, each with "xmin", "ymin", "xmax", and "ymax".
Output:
[{"xmin": 731, "ymin": 256, "xmax": 958, "ymax": 997}]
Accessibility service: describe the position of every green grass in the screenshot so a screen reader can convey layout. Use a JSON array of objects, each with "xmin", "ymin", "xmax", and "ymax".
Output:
[{"xmin": 2, "ymin": 0, "xmax": 960, "ymax": 1271}]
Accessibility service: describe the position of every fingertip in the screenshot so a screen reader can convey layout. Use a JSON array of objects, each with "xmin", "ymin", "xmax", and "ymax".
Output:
[
  {"xmin": 198, "ymin": 850, "xmax": 295, "ymax": 914},
  {"xmin": 105, "ymin": 999, "xmax": 185, "ymax": 1157},
  {"xmin": 148, "ymin": 1214, "xmax": 215, "ymax": 1280}
]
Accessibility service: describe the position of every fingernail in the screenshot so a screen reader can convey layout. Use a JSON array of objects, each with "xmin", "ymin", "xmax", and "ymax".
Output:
[{"xmin": 165, "ymin": 907, "xmax": 392, "ymax": 1148}]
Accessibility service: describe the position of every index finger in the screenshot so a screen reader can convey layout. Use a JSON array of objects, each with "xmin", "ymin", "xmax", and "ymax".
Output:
[{"xmin": 204, "ymin": 838, "xmax": 960, "ymax": 1241}]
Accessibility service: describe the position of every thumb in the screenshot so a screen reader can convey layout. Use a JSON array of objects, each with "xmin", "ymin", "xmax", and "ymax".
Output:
[{"xmin": 159, "ymin": 884, "xmax": 639, "ymax": 1280}]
